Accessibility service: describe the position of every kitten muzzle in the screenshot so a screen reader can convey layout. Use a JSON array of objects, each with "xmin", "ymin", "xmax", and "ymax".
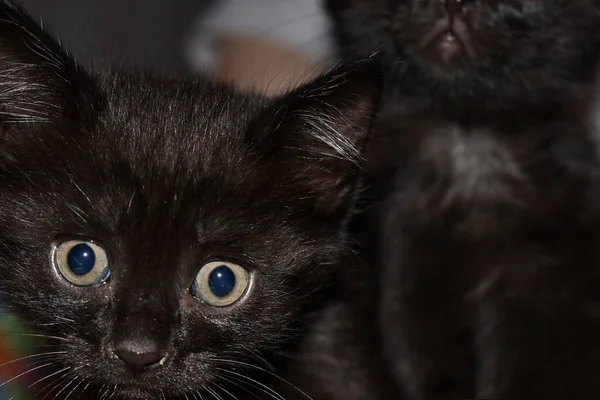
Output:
[{"xmin": 419, "ymin": 1, "xmax": 477, "ymax": 63}]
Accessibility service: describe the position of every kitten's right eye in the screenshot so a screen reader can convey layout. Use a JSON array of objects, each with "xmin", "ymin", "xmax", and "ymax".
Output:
[{"xmin": 53, "ymin": 240, "xmax": 110, "ymax": 286}]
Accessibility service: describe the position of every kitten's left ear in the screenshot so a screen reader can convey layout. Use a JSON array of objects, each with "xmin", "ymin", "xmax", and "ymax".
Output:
[
  {"xmin": 250, "ymin": 59, "xmax": 382, "ymax": 212},
  {"xmin": 0, "ymin": 0, "xmax": 93, "ymax": 126}
]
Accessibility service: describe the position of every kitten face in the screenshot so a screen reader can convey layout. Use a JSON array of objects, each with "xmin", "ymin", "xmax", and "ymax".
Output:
[
  {"xmin": 392, "ymin": 0, "xmax": 592, "ymax": 75},
  {"xmin": 0, "ymin": 2, "xmax": 381, "ymax": 398},
  {"xmin": 326, "ymin": 0, "xmax": 600, "ymax": 104}
]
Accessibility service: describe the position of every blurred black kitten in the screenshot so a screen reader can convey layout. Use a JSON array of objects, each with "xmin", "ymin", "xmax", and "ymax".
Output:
[
  {"xmin": 326, "ymin": 1, "xmax": 600, "ymax": 399},
  {"xmin": 0, "ymin": 1, "xmax": 388, "ymax": 399}
]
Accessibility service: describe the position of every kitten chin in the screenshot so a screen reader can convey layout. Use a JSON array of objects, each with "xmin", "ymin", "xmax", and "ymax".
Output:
[
  {"xmin": 326, "ymin": 0, "xmax": 600, "ymax": 108},
  {"xmin": 0, "ymin": 1, "xmax": 384, "ymax": 399}
]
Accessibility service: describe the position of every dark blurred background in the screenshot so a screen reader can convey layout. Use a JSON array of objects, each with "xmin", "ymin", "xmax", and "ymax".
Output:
[
  {"xmin": 17, "ymin": 0, "xmax": 215, "ymax": 72},
  {"xmin": 13, "ymin": 0, "xmax": 333, "ymax": 96}
]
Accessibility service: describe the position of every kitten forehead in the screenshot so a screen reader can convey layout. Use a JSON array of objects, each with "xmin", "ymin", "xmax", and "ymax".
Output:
[{"xmin": 97, "ymin": 72, "xmax": 262, "ymax": 156}]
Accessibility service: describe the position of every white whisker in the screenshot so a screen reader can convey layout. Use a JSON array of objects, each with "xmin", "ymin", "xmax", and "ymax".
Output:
[
  {"xmin": 15, "ymin": 332, "xmax": 71, "ymax": 342},
  {"xmin": 205, "ymin": 385, "xmax": 224, "ymax": 400},
  {"xmin": 27, "ymin": 365, "xmax": 70, "ymax": 390},
  {"xmin": 217, "ymin": 374, "xmax": 261, "ymax": 400},
  {"xmin": 214, "ymin": 358, "xmax": 313, "ymax": 400},
  {"xmin": 63, "ymin": 376, "xmax": 84, "ymax": 400},
  {"xmin": 52, "ymin": 374, "xmax": 79, "ymax": 400},
  {"xmin": 215, "ymin": 382, "xmax": 240, "ymax": 400},
  {"xmin": 216, "ymin": 368, "xmax": 284, "ymax": 400},
  {"xmin": 38, "ymin": 369, "xmax": 73, "ymax": 400},
  {"xmin": 0, "ymin": 361, "xmax": 54, "ymax": 389},
  {"xmin": 0, "ymin": 350, "xmax": 65, "ymax": 369}
]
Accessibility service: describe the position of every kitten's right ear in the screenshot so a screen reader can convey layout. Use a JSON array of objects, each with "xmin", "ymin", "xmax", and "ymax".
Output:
[
  {"xmin": 0, "ymin": 0, "xmax": 92, "ymax": 125},
  {"xmin": 250, "ymin": 59, "xmax": 382, "ymax": 212}
]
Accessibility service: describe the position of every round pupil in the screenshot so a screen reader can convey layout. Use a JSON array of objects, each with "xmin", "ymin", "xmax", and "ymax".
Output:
[
  {"xmin": 67, "ymin": 243, "xmax": 96, "ymax": 276},
  {"xmin": 208, "ymin": 265, "xmax": 236, "ymax": 298}
]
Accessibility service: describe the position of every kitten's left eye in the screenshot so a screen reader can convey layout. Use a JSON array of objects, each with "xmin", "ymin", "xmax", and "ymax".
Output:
[
  {"xmin": 53, "ymin": 240, "xmax": 110, "ymax": 286},
  {"xmin": 192, "ymin": 261, "xmax": 250, "ymax": 307}
]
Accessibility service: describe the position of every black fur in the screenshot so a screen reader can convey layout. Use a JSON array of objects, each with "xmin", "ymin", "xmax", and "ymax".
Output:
[
  {"xmin": 327, "ymin": 0, "xmax": 600, "ymax": 399},
  {"xmin": 0, "ymin": 1, "xmax": 383, "ymax": 399},
  {"xmin": 363, "ymin": 104, "xmax": 600, "ymax": 399}
]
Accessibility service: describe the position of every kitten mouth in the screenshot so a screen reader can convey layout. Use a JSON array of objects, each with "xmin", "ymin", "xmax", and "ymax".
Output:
[{"xmin": 418, "ymin": 18, "xmax": 476, "ymax": 64}]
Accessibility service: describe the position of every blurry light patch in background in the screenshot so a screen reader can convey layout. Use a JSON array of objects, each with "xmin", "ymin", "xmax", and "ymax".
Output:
[{"xmin": 185, "ymin": 0, "xmax": 334, "ymax": 96}]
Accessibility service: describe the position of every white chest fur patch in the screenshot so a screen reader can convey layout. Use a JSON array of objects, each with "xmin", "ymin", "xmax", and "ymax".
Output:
[{"xmin": 421, "ymin": 125, "xmax": 528, "ymax": 208}]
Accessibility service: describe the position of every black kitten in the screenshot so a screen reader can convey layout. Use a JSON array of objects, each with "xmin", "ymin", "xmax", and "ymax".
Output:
[
  {"xmin": 326, "ymin": 1, "xmax": 600, "ymax": 399},
  {"xmin": 0, "ymin": 1, "xmax": 382, "ymax": 399}
]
